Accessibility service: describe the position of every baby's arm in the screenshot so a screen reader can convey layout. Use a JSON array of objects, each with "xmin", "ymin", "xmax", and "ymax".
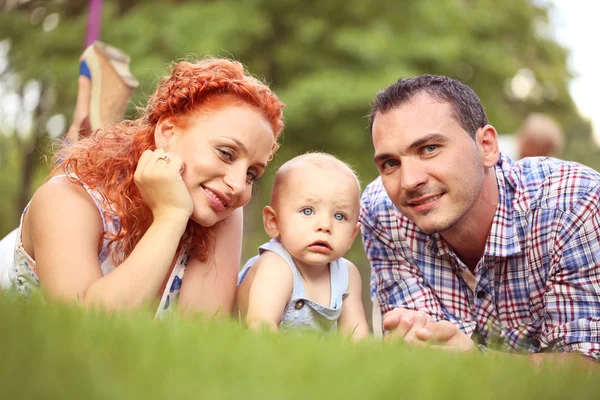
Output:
[
  {"xmin": 245, "ymin": 251, "xmax": 294, "ymax": 332},
  {"xmin": 338, "ymin": 261, "xmax": 370, "ymax": 341}
]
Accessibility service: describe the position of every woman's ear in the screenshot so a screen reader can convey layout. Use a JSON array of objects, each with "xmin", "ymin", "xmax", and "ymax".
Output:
[
  {"xmin": 262, "ymin": 206, "xmax": 279, "ymax": 239},
  {"xmin": 154, "ymin": 116, "xmax": 176, "ymax": 149}
]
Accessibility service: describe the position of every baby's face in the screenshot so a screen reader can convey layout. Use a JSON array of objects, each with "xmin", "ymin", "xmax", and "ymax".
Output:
[{"xmin": 273, "ymin": 164, "xmax": 361, "ymax": 269}]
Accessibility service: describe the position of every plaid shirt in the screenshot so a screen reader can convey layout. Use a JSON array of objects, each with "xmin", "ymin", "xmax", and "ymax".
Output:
[{"xmin": 360, "ymin": 153, "xmax": 600, "ymax": 361}]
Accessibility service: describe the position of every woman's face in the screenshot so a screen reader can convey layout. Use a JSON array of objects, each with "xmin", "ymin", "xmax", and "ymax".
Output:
[{"xmin": 162, "ymin": 103, "xmax": 275, "ymax": 227}]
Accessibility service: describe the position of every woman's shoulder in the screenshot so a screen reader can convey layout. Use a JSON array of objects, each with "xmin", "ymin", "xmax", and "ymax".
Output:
[
  {"xmin": 31, "ymin": 175, "xmax": 95, "ymax": 207},
  {"xmin": 27, "ymin": 175, "xmax": 104, "ymax": 231},
  {"xmin": 20, "ymin": 175, "xmax": 105, "ymax": 261}
]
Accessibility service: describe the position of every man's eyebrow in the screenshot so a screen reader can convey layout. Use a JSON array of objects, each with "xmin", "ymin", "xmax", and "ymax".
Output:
[
  {"xmin": 408, "ymin": 133, "xmax": 447, "ymax": 150},
  {"xmin": 220, "ymin": 136, "xmax": 266, "ymax": 169},
  {"xmin": 373, "ymin": 152, "xmax": 393, "ymax": 165},
  {"xmin": 373, "ymin": 133, "xmax": 448, "ymax": 164}
]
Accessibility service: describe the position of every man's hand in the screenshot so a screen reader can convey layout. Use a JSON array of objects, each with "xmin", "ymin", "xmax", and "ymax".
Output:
[
  {"xmin": 382, "ymin": 308, "xmax": 432, "ymax": 345},
  {"xmin": 416, "ymin": 320, "xmax": 475, "ymax": 352},
  {"xmin": 382, "ymin": 308, "xmax": 475, "ymax": 352}
]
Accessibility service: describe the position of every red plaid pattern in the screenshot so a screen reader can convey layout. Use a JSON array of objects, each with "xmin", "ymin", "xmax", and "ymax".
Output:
[{"xmin": 361, "ymin": 154, "xmax": 600, "ymax": 361}]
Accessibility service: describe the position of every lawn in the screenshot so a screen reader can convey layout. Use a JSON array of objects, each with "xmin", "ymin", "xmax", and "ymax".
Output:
[{"xmin": 1, "ymin": 297, "xmax": 597, "ymax": 400}]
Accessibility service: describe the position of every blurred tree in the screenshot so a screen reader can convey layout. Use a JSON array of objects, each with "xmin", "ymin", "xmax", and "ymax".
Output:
[{"xmin": 0, "ymin": 0, "xmax": 596, "ymax": 314}]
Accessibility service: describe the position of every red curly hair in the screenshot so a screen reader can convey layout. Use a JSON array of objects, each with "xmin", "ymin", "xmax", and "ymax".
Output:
[{"xmin": 55, "ymin": 58, "xmax": 285, "ymax": 265}]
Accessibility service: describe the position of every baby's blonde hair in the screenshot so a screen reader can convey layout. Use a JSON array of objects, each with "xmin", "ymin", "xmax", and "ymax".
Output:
[{"xmin": 270, "ymin": 152, "xmax": 361, "ymax": 207}]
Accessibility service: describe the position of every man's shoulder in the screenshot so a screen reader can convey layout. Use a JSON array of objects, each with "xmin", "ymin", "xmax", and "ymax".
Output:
[{"xmin": 507, "ymin": 157, "xmax": 600, "ymax": 211}]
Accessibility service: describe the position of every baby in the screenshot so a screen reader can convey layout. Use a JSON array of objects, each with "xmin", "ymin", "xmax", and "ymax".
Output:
[{"xmin": 236, "ymin": 153, "xmax": 369, "ymax": 339}]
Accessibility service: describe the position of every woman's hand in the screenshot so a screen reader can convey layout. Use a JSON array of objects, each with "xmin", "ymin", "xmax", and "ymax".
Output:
[{"xmin": 134, "ymin": 148, "xmax": 193, "ymax": 222}]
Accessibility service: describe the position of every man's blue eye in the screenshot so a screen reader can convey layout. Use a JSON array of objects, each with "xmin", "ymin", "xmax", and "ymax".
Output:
[
  {"xmin": 423, "ymin": 145, "xmax": 438, "ymax": 154},
  {"xmin": 301, "ymin": 208, "xmax": 313, "ymax": 216},
  {"xmin": 382, "ymin": 159, "xmax": 399, "ymax": 169},
  {"xmin": 334, "ymin": 213, "xmax": 345, "ymax": 221}
]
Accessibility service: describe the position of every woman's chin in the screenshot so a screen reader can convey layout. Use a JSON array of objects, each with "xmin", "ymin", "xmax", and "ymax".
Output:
[{"xmin": 190, "ymin": 208, "xmax": 230, "ymax": 227}]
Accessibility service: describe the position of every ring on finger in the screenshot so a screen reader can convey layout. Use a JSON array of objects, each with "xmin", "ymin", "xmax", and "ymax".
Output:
[{"xmin": 158, "ymin": 152, "xmax": 171, "ymax": 164}]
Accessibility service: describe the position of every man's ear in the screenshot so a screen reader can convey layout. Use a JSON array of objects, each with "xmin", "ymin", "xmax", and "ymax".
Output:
[
  {"xmin": 262, "ymin": 205, "xmax": 279, "ymax": 239},
  {"xmin": 154, "ymin": 116, "xmax": 177, "ymax": 149},
  {"xmin": 476, "ymin": 124, "xmax": 500, "ymax": 168}
]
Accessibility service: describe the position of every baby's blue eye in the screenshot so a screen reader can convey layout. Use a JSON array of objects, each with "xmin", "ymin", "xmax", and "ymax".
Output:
[
  {"xmin": 301, "ymin": 208, "xmax": 313, "ymax": 216},
  {"xmin": 334, "ymin": 213, "xmax": 345, "ymax": 221}
]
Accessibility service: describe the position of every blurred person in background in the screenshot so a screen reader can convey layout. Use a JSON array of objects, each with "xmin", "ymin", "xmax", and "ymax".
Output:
[
  {"xmin": 5, "ymin": 57, "xmax": 285, "ymax": 320},
  {"xmin": 0, "ymin": 42, "xmax": 138, "ymax": 294},
  {"xmin": 362, "ymin": 74, "xmax": 600, "ymax": 366},
  {"xmin": 517, "ymin": 113, "xmax": 565, "ymax": 159}
]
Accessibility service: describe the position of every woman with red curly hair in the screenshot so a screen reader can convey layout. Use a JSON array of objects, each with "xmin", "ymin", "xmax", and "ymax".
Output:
[{"xmin": 9, "ymin": 57, "xmax": 285, "ymax": 319}]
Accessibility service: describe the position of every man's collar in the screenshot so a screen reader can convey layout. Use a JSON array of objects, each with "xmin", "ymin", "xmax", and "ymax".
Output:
[
  {"xmin": 427, "ymin": 153, "xmax": 523, "ymax": 259},
  {"xmin": 484, "ymin": 153, "xmax": 522, "ymax": 257}
]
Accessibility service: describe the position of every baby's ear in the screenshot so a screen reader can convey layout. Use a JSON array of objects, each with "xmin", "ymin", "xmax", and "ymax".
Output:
[
  {"xmin": 262, "ymin": 206, "xmax": 279, "ymax": 238},
  {"xmin": 351, "ymin": 222, "xmax": 361, "ymax": 242}
]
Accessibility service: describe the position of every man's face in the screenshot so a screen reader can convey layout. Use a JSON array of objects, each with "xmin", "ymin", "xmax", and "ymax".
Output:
[{"xmin": 371, "ymin": 93, "xmax": 485, "ymax": 234}]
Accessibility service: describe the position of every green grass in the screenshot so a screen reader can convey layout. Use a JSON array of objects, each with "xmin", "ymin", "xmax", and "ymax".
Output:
[{"xmin": 0, "ymin": 297, "xmax": 598, "ymax": 400}]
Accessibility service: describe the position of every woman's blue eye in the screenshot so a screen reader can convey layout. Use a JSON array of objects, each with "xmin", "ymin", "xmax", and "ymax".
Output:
[
  {"xmin": 334, "ymin": 213, "xmax": 346, "ymax": 221},
  {"xmin": 246, "ymin": 170, "xmax": 257, "ymax": 183},
  {"xmin": 301, "ymin": 208, "xmax": 313, "ymax": 216}
]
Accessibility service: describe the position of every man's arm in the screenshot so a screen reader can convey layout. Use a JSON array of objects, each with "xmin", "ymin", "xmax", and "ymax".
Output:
[
  {"xmin": 406, "ymin": 188, "xmax": 600, "ymax": 363},
  {"xmin": 529, "ymin": 352, "xmax": 598, "ymax": 367},
  {"xmin": 408, "ymin": 319, "xmax": 598, "ymax": 367},
  {"xmin": 538, "ymin": 193, "xmax": 600, "ymax": 363}
]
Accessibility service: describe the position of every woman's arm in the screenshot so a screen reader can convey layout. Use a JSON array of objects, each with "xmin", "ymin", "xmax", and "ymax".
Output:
[
  {"xmin": 338, "ymin": 261, "xmax": 370, "ymax": 341},
  {"xmin": 178, "ymin": 207, "xmax": 244, "ymax": 318},
  {"xmin": 28, "ymin": 149, "xmax": 191, "ymax": 311},
  {"xmin": 27, "ymin": 178, "xmax": 187, "ymax": 310}
]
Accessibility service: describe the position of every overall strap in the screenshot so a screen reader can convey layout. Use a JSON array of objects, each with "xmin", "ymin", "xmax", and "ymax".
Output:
[{"xmin": 328, "ymin": 257, "xmax": 349, "ymax": 309}]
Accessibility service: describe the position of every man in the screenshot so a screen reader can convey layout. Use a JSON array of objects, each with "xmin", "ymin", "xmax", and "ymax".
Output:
[{"xmin": 361, "ymin": 74, "xmax": 600, "ymax": 365}]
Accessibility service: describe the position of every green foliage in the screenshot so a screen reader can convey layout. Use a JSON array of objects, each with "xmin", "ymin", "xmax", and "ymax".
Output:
[{"xmin": 1, "ymin": 298, "xmax": 598, "ymax": 399}]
